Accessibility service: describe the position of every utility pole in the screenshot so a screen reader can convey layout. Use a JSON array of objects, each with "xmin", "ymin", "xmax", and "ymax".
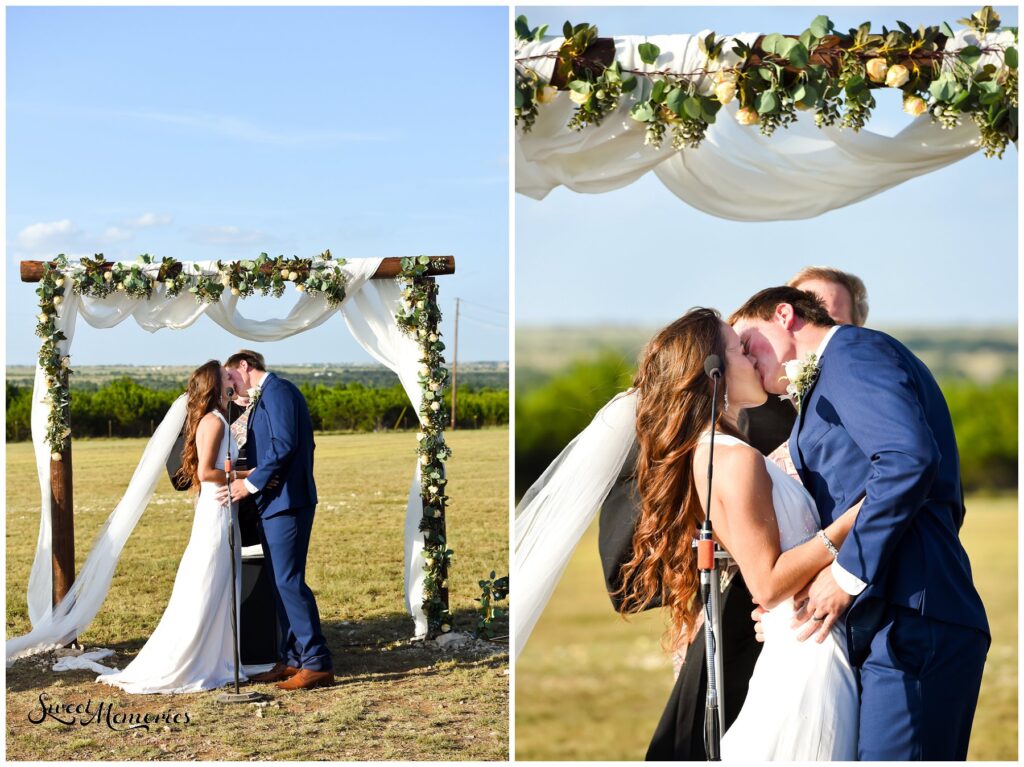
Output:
[{"xmin": 450, "ymin": 298, "xmax": 459, "ymax": 430}]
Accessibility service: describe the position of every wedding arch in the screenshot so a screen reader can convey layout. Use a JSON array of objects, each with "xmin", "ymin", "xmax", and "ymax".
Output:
[
  {"xmin": 515, "ymin": 7, "xmax": 1017, "ymax": 219},
  {"xmin": 8, "ymin": 252, "xmax": 457, "ymax": 663}
]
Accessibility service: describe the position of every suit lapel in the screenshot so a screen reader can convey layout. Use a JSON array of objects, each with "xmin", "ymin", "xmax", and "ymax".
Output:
[{"xmin": 792, "ymin": 355, "xmax": 825, "ymax": 480}]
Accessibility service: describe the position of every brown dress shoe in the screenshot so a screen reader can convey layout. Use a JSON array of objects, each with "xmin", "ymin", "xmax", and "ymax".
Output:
[
  {"xmin": 249, "ymin": 661, "xmax": 300, "ymax": 683},
  {"xmin": 274, "ymin": 668, "xmax": 335, "ymax": 691}
]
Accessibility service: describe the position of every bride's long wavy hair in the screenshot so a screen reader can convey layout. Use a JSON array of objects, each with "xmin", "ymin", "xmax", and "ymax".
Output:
[
  {"xmin": 612, "ymin": 308, "xmax": 739, "ymax": 652},
  {"xmin": 175, "ymin": 360, "xmax": 224, "ymax": 492}
]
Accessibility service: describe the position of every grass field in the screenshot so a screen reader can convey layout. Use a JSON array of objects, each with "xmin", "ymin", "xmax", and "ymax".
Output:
[
  {"xmin": 515, "ymin": 495, "xmax": 1017, "ymax": 761},
  {"xmin": 6, "ymin": 429, "xmax": 509, "ymax": 761}
]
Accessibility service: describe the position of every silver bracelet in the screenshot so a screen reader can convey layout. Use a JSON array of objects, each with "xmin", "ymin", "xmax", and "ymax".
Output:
[{"xmin": 817, "ymin": 530, "xmax": 839, "ymax": 558}]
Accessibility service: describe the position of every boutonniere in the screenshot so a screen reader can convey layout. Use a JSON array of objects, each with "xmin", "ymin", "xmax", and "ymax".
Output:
[
  {"xmin": 247, "ymin": 386, "xmax": 262, "ymax": 406},
  {"xmin": 780, "ymin": 352, "xmax": 818, "ymax": 411}
]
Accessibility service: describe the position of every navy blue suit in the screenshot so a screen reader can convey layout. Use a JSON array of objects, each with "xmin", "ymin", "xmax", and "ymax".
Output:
[
  {"xmin": 247, "ymin": 373, "xmax": 332, "ymax": 672},
  {"xmin": 792, "ymin": 325, "xmax": 988, "ymax": 759}
]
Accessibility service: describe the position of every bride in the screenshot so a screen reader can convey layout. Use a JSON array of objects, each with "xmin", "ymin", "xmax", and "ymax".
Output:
[
  {"xmin": 97, "ymin": 360, "xmax": 256, "ymax": 694},
  {"xmin": 612, "ymin": 307, "xmax": 863, "ymax": 759}
]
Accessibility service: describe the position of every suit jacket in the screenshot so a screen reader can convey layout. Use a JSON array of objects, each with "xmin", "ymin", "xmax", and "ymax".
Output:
[
  {"xmin": 246, "ymin": 373, "xmax": 318, "ymax": 518},
  {"xmin": 792, "ymin": 325, "xmax": 989, "ymax": 663}
]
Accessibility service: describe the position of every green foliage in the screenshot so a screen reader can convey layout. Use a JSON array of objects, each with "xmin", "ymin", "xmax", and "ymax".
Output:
[
  {"xmin": 516, "ymin": 7, "xmax": 1018, "ymax": 155},
  {"xmin": 5, "ymin": 380, "xmax": 508, "ymax": 441},
  {"xmin": 514, "ymin": 356, "xmax": 1017, "ymax": 497},
  {"xmin": 475, "ymin": 570, "xmax": 510, "ymax": 639},
  {"xmin": 515, "ymin": 352, "xmax": 634, "ymax": 498}
]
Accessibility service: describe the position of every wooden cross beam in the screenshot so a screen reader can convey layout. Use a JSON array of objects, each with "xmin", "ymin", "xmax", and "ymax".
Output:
[
  {"xmin": 19, "ymin": 255, "xmax": 455, "ymax": 282},
  {"xmin": 22, "ymin": 253, "xmax": 455, "ymax": 631}
]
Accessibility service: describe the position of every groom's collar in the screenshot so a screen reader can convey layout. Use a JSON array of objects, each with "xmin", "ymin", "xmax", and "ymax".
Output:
[{"xmin": 814, "ymin": 325, "xmax": 841, "ymax": 362}]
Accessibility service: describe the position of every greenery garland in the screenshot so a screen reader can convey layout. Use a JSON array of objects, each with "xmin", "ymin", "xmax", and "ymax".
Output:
[
  {"xmin": 516, "ymin": 6, "xmax": 1018, "ymax": 158},
  {"xmin": 396, "ymin": 256, "xmax": 456, "ymax": 635},
  {"xmin": 35, "ymin": 251, "xmax": 349, "ymax": 457}
]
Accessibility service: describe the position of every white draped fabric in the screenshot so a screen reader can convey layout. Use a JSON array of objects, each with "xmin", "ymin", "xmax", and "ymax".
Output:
[
  {"xmin": 517, "ymin": 29, "xmax": 1012, "ymax": 219},
  {"xmin": 10, "ymin": 256, "xmax": 438, "ymax": 665},
  {"xmin": 514, "ymin": 390, "xmax": 637, "ymax": 658}
]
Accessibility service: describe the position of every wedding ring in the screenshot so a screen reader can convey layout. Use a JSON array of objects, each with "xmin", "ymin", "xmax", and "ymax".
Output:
[{"xmin": 811, "ymin": 615, "xmax": 825, "ymax": 622}]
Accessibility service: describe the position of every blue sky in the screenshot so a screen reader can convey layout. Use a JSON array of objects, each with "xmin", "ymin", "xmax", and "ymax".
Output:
[
  {"xmin": 516, "ymin": 6, "xmax": 1018, "ymax": 329},
  {"xmin": 6, "ymin": 6, "xmax": 508, "ymax": 365}
]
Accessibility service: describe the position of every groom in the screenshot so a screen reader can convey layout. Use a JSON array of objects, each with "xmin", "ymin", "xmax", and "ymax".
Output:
[
  {"xmin": 220, "ymin": 350, "xmax": 334, "ymax": 690},
  {"xmin": 731, "ymin": 287, "xmax": 989, "ymax": 760}
]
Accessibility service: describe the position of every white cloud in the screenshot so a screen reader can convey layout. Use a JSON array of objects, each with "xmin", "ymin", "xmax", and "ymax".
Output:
[
  {"xmin": 102, "ymin": 226, "xmax": 132, "ymax": 243},
  {"xmin": 126, "ymin": 212, "xmax": 172, "ymax": 228},
  {"xmin": 193, "ymin": 225, "xmax": 268, "ymax": 247},
  {"xmin": 16, "ymin": 219, "xmax": 78, "ymax": 251}
]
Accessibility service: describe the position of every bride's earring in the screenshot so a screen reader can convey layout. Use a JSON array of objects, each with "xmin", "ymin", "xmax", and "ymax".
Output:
[{"xmin": 723, "ymin": 388, "xmax": 730, "ymax": 413}]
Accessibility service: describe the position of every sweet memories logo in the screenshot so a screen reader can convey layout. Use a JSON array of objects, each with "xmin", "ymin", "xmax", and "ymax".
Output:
[{"xmin": 29, "ymin": 692, "xmax": 191, "ymax": 731}]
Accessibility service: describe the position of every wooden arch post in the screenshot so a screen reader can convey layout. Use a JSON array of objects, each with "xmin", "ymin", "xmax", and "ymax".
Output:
[{"xmin": 21, "ymin": 255, "xmax": 456, "ymax": 633}]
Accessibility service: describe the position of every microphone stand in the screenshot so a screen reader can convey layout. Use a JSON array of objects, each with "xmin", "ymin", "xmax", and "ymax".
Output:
[
  {"xmin": 216, "ymin": 444, "xmax": 264, "ymax": 704},
  {"xmin": 697, "ymin": 362, "xmax": 726, "ymax": 760}
]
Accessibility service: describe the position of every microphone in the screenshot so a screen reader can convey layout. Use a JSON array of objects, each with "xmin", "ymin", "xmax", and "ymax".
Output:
[{"xmin": 704, "ymin": 354, "xmax": 722, "ymax": 380}]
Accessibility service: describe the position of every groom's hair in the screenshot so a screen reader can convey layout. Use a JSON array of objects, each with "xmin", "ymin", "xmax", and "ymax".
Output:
[
  {"xmin": 224, "ymin": 350, "xmax": 266, "ymax": 371},
  {"xmin": 729, "ymin": 286, "xmax": 836, "ymax": 327}
]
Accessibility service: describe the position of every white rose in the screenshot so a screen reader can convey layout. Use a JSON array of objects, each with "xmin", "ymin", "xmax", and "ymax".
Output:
[
  {"xmin": 418, "ymin": 328, "xmax": 427, "ymax": 338},
  {"xmin": 865, "ymin": 58, "xmax": 889, "ymax": 83},
  {"xmin": 103, "ymin": 271, "xmax": 113, "ymax": 282},
  {"xmin": 885, "ymin": 64, "xmax": 909, "ymax": 88},
  {"xmin": 735, "ymin": 107, "xmax": 759, "ymax": 125},
  {"xmin": 55, "ymin": 277, "xmax": 65, "ymax": 288},
  {"xmin": 61, "ymin": 357, "xmax": 71, "ymax": 369},
  {"xmin": 429, "ymin": 382, "xmax": 440, "ymax": 392},
  {"xmin": 116, "ymin": 282, "xmax": 125, "ymax": 290},
  {"xmin": 441, "ymin": 624, "xmax": 451, "ymax": 633},
  {"xmin": 782, "ymin": 359, "xmax": 803, "ymax": 385},
  {"xmin": 434, "ymin": 510, "xmax": 442, "ymax": 518},
  {"xmin": 903, "ymin": 95, "xmax": 928, "ymax": 117},
  {"xmin": 51, "ymin": 451, "xmax": 62, "ymax": 462},
  {"xmin": 53, "ymin": 296, "xmax": 63, "ymax": 306},
  {"xmin": 231, "ymin": 287, "xmax": 241, "ymax": 296},
  {"xmin": 38, "ymin": 313, "xmax": 48, "ymax": 322},
  {"xmin": 420, "ymin": 454, "xmax": 430, "ymax": 465},
  {"xmin": 430, "ymin": 401, "xmax": 440, "ymax": 412},
  {"xmin": 425, "ymin": 390, "xmax": 435, "ymax": 401},
  {"xmin": 568, "ymin": 87, "xmax": 591, "ymax": 105},
  {"xmin": 537, "ymin": 85, "xmax": 558, "ymax": 104},
  {"xmin": 419, "ymin": 364, "xmax": 430, "ymax": 376},
  {"xmin": 247, "ymin": 387, "xmax": 259, "ymax": 399},
  {"xmin": 715, "ymin": 68, "xmax": 738, "ymax": 84},
  {"xmin": 425, "ymin": 557, "xmax": 434, "ymax": 567},
  {"xmin": 288, "ymin": 271, "xmax": 298, "ymax": 281},
  {"xmin": 417, "ymin": 300, "xmax": 426, "ymax": 309},
  {"xmin": 714, "ymin": 81, "xmax": 736, "ymax": 105},
  {"xmin": 428, "ymin": 485, "xmax": 439, "ymax": 494},
  {"xmin": 296, "ymin": 284, "xmax": 305, "ymax": 292},
  {"xmin": 220, "ymin": 274, "xmax": 232, "ymax": 287},
  {"xmin": 428, "ymin": 333, "xmax": 438, "ymax": 342}
]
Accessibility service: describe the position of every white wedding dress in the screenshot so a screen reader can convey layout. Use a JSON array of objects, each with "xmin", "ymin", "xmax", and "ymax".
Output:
[
  {"xmin": 97, "ymin": 410, "xmax": 248, "ymax": 694},
  {"xmin": 713, "ymin": 433, "xmax": 859, "ymax": 760}
]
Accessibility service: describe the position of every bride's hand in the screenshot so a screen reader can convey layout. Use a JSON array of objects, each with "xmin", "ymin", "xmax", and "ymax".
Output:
[{"xmin": 751, "ymin": 604, "xmax": 766, "ymax": 643}]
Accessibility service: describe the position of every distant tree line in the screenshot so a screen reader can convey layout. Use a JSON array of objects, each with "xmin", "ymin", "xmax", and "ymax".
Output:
[
  {"xmin": 516, "ymin": 353, "xmax": 1018, "ymax": 498},
  {"xmin": 6, "ymin": 378, "xmax": 508, "ymax": 441}
]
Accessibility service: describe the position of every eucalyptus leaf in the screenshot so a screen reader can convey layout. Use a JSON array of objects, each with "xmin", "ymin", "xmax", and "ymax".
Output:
[
  {"xmin": 621, "ymin": 74, "xmax": 638, "ymax": 92},
  {"xmin": 683, "ymin": 96, "xmax": 704, "ymax": 120},
  {"xmin": 630, "ymin": 101, "xmax": 656, "ymax": 122},
  {"xmin": 940, "ymin": 21, "xmax": 955, "ymax": 38},
  {"xmin": 810, "ymin": 15, "xmax": 832, "ymax": 38},
  {"xmin": 651, "ymin": 79, "xmax": 667, "ymax": 102},
  {"xmin": 1006, "ymin": 47, "xmax": 1018, "ymax": 69},
  {"xmin": 756, "ymin": 90, "xmax": 779, "ymax": 114},
  {"xmin": 959, "ymin": 45, "xmax": 982, "ymax": 68},
  {"xmin": 638, "ymin": 42, "xmax": 661, "ymax": 65},
  {"xmin": 665, "ymin": 87, "xmax": 686, "ymax": 115}
]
